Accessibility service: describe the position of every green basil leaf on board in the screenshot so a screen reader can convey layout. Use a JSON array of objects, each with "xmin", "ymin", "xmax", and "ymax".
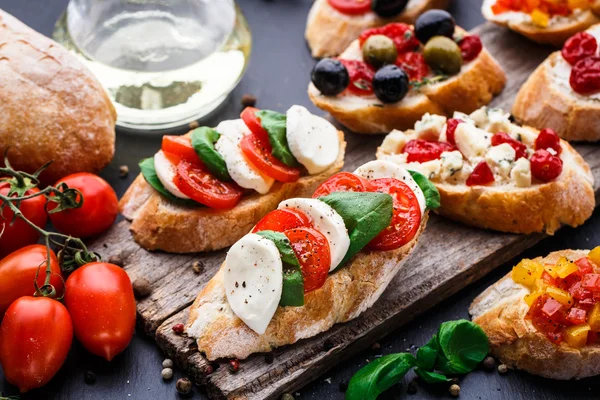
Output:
[
  {"xmin": 414, "ymin": 368, "xmax": 450, "ymax": 384},
  {"xmin": 408, "ymin": 170, "xmax": 440, "ymax": 210},
  {"xmin": 346, "ymin": 353, "xmax": 416, "ymax": 400},
  {"xmin": 190, "ymin": 127, "xmax": 231, "ymax": 182},
  {"xmin": 139, "ymin": 158, "xmax": 196, "ymax": 206},
  {"xmin": 256, "ymin": 230, "xmax": 304, "ymax": 307},
  {"xmin": 416, "ymin": 334, "xmax": 440, "ymax": 371},
  {"xmin": 318, "ymin": 192, "xmax": 393, "ymax": 267},
  {"xmin": 255, "ymin": 110, "xmax": 299, "ymax": 167},
  {"xmin": 436, "ymin": 319, "xmax": 490, "ymax": 375}
]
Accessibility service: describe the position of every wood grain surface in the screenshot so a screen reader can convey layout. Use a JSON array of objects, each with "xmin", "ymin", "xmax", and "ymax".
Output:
[{"xmin": 87, "ymin": 22, "xmax": 600, "ymax": 400}]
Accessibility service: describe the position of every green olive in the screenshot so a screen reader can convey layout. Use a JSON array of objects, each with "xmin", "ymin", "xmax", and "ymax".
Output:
[
  {"xmin": 423, "ymin": 36, "xmax": 463, "ymax": 75},
  {"xmin": 362, "ymin": 35, "xmax": 398, "ymax": 69}
]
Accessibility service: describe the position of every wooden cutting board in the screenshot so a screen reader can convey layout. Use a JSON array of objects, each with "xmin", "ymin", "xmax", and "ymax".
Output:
[{"xmin": 89, "ymin": 22, "xmax": 600, "ymax": 400}]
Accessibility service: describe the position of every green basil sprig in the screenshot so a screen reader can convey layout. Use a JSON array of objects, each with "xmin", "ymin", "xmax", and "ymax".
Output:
[
  {"xmin": 346, "ymin": 320, "xmax": 489, "ymax": 400},
  {"xmin": 255, "ymin": 110, "xmax": 298, "ymax": 167},
  {"xmin": 139, "ymin": 158, "xmax": 196, "ymax": 206},
  {"xmin": 408, "ymin": 170, "xmax": 440, "ymax": 210},
  {"xmin": 190, "ymin": 127, "xmax": 231, "ymax": 182}
]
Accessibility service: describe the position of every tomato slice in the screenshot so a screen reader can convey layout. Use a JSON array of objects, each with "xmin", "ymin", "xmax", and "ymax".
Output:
[
  {"xmin": 367, "ymin": 178, "xmax": 421, "ymax": 251},
  {"xmin": 240, "ymin": 134, "xmax": 301, "ymax": 183},
  {"xmin": 312, "ymin": 172, "xmax": 374, "ymax": 198},
  {"xmin": 327, "ymin": 0, "xmax": 372, "ymax": 15},
  {"xmin": 284, "ymin": 227, "xmax": 331, "ymax": 293},
  {"xmin": 339, "ymin": 59, "xmax": 375, "ymax": 95},
  {"xmin": 252, "ymin": 209, "xmax": 311, "ymax": 233},
  {"xmin": 174, "ymin": 161, "xmax": 243, "ymax": 209},
  {"xmin": 241, "ymin": 107, "xmax": 269, "ymax": 143},
  {"xmin": 162, "ymin": 135, "xmax": 203, "ymax": 165}
]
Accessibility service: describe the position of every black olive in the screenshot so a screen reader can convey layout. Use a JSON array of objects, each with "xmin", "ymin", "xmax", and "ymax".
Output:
[
  {"xmin": 311, "ymin": 58, "xmax": 349, "ymax": 96},
  {"xmin": 415, "ymin": 9, "xmax": 455, "ymax": 44},
  {"xmin": 373, "ymin": 65, "xmax": 409, "ymax": 103},
  {"xmin": 371, "ymin": 0, "xmax": 409, "ymax": 17}
]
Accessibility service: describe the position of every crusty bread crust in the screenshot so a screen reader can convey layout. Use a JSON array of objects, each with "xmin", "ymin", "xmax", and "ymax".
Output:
[
  {"xmin": 0, "ymin": 10, "xmax": 116, "ymax": 184},
  {"xmin": 305, "ymin": 0, "xmax": 450, "ymax": 58},
  {"xmin": 482, "ymin": 0, "xmax": 600, "ymax": 46},
  {"xmin": 308, "ymin": 44, "xmax": 506, "ymax": 134},
  {"xmin": 513, "ymin": 51, "xmax": 600, "ymax": 141},
  {"xmin": 119, "ymin": 132, "xmax": 346, "ymax": 253},
  {"xmin": 185, "ymin": 214, "xmax": 428, "ymax": 360},
  {"xmin": 470, "ymin": 249, "xmax": 600, "ymax": 380}
]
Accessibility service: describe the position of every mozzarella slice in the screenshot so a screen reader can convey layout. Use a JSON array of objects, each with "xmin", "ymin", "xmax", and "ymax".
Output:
[
  {"xmin": 354, "ymin": 160, "xmax": 426, "ymax": 215},
  {"xmin": 215, "ymin": 119, "xmax": 274, "ymax": 194},
  {"xmin": 224, "ymin": 233, "xmax": 283, "ymax": 335},
  {"xmin": 286, "ymin": 105, "xmax": 339, "ymax": 174},
  {"xmin": 153, "ymin": 150, "xmax": 190, "ymax": 199},
  {"xmin": 278, "ymin": 198, "xmax": 350, "ymax": 271}
]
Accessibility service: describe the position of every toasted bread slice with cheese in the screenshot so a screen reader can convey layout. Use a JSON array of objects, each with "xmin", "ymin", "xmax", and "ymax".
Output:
[
  {"xmin": 482, "ymin": 0, "xmax": 600, "ymax": 46},
  {"xmin": 305, "ymin": 0, "xmax": 450, "ymax": 58},
  {"xmin": 119, "ymin": 131, "xmax": 346, "ymax": 253},
  {"xmin": 512, "ymin": 24, "xmax": 600, "ymax": 141},
  {"xmin": 470, "ymin": 249, "xmax": 600, "ymax": 380}
]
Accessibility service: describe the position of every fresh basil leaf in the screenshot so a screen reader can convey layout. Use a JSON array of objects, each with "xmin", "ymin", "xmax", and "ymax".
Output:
[
  {"xmin": 255, "ymin": 110, "xmax": 298, "ymax": 167},
  {"xmin": 139, "ymin": 158, "xmax": 196, "ymax": 206},
  {"xmin": 416, "ymin": 334, "xmax": 440, "ymax": 371},
  {"xmin": 256, "ymin": 230, "xmax": 304, "ymax": 307},
  {"xmin": 408, "ymin": 170, "xmax": 440, "ymax": 210},
  {"xmin": 436, "ymin": 320, "xmax": 489, "ymax": 375},
  {"xmin": 318, "ymin": 192, "xmax": 393, "ymax": 267},
  {"xmin": 346, "ymin": 353, "xmax": 416, "ymax": 400},
  {"xmin": 414, "ymin": 368, "xmax": 449, "ymax": 384},
  {"xmin": 190, "ymin": 127, "xmax": 231, "ymax": 182}
]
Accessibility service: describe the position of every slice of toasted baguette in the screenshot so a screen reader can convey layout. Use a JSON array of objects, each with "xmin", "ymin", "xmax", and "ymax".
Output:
[
  {"xmin": 482, "ymin": 0, "xmax": 600, "ymax": 46},
  {"xmin": 119, "ymin": 131, "xmax": 346, "ymax": 253},
  {"xmin": 470, "ymin": 249, "xmax": 600, "ymax": 380},
  {"xmin": 185, "ymin": 214, "xmax": 427, "ymax": 360},
  {"xmin": 305, "ymin": 0, "xmax": 450, "ymax": 58},
  {"xmin": 308, "ymin": 33, "xmax": 506, "ymax": 135}
]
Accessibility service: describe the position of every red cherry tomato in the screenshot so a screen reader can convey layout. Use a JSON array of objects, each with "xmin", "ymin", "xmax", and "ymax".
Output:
[
  {"xmin": 240, "ymin": 134, "xmax": 301, "ymax": 183},
  {"xmin": 367, "ymin": 178, "xmax": 421, "ymax": 251},
  {"xmin": 252, "ymin": 209, "xmax": 311, "ymax": 233},
  {"xmin": 458, "ymin": 35, "xmax": 483, "ymax": 62},
  {"xmin": 570, "ymin": 56, "xmax": 600, "ymax": 94},
  {"xmin": 403, "ymin": 139, "xmax": 455, "ymax": 163},
  {"xmin": 340, "ymin": 59, "xmax": 375, "ymax": 95},
  {"xmin": 0, "ymin": 296, "xmax": 72, "ymax": 392},
  {"xmin": 312, "ymin": 172, "xmax": 374, "ymax": 198},
  {"xmin": 241, "ymin": 107, "xmax": 269, "ymax": 143},
  {"xmin": 64, "ymin": 262, "xmax": 136, "ymax": 361},
  {"xmin": 466, "ymin": 161, "xmax": 495, "ymax": 186},
  {"xmin": 445, "ymin": 118, "xmax": 462, "ymax": 146},
  {"xmin": 395, "ymin": 52, "xmax": 430, "ymax": 81},
  {"xmin": 0, "ymin": 183, "xmax": 47, "ymax": 259},
  {"xmin": 0, "ymin": 245, "xmax": 63, "ymax": 317},
  {"xmin": 284, "ymin": 227, "xmax": 331, "ymax": 292},
  {"xmin": 530, "ymin": 149, "xmax": 563, "ymax": 182},
  {"xmin": 535, "ymin": 128, "xmax": 562, "ymax": 155},
  {"xmin": 562, "ymin": 32, "xmax": 597, "ymax": 65},
  {"xmin": 175, "ymin": 161, "xmax": 243, "ymax": 209},
  {"xmin": 491, "ymin": 132, "xmax": 527, "ymax": 159},
  {"xmin": 327, "ymin": 0, "xmax": 372, "ymax": 14},
  {"xmin": 47, "ymin": 173, "xmax": 118, "ymax": 238},
  {"xmin": 162, "ymin": 135, "xmax": 203, "ymax": 165},
  {"xmin": 359, "ymin": 23, "xmax": 420, "ymax": 54}
]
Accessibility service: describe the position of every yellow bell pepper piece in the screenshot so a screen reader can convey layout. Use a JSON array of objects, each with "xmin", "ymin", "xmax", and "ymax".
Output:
[
  {"xmin": 588, "ymin": 303, "xmax": 600, "ymax": 332},
  {"xmin": 531, "ymin": 9, "xmax": 549, "ymax": 27},
  {"xmin": 546, "ymin": 286, "xmax": 573, "ymax": 307},
  {"xmin": 512, "ymin": 259, "xmax": 544, "ymax": 288},
  {"xmin": 524, "ymin": 290, "xmax": 543, "ymax": 307},
  {"xmin": 589, "ymin": 246, "xmax": 600, "ymax": 268},
  {"xmin": 564, "ymin": 324, "xmax": 591, "ymax": 348},
  {"xmin": 555, "ymin": 257, "xmax": 579, "ymax": 279},
  {"xmin": 544, "ymin": 264, "xmax": 558, "ymax": 279}
]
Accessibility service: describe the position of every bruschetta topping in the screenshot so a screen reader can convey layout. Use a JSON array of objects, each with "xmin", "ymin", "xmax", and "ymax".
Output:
[
  {"xmin": 326, "ymin": 0, "xmax": 409, "ymax": 18},
  {"xmin": 511, "ymin": 247, "xmax": 600, "ymax": 348},
  {"xmin": 490, "ymin": 0, "xmax": 592, "ymax": 27},
  {"xmin": 551, "ymin": 28, "xmax": 600, "ymax": 95}
]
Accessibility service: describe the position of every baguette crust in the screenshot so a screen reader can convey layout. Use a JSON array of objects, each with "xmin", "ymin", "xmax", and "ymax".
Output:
[
  {"xmin": 308, "ymin": 45, "xmax": 506, "ymax": 134},
  {"xmin": 482, "ymin": 0, "xmax": 600, "ymax": 46},
  {"xmin": 305, "ymin": 0, "xmax": 450, "ymax": 58},
  {"xmin": 185, "ymin": 214, "xmax": 428, "ymax": 360},
  {"xmin": 119, "ymin": 132, "xmax": 346, "ymax": 253},
  {"xmin": 470, "ymin": 250, "xmax": 600, "ymax": 380},
  {"xmin": 513, "ymin": 51, "xmax": 600, "ymax": 141}
]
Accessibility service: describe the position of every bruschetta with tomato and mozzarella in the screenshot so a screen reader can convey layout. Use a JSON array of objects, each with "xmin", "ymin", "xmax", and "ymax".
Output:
[
  {"xmin": 308, "ymin": 11, "xmax": 506, "ymax": 134},
  {"xmin": 470, "ymin": 248, "xmax": 600, "ymax": 379},
  {"xmin": 376, "ymin": 106, "xmax": 595, "ymax": 234},
  {"xmin": 185, "ymin": 160, "xmax": 439, "ymax": 360},
  {"xmin": 513, "ymin": 24, "xmax": 600, "ymax": 141},
  {"xmin": 482, "ymin": 0, "xmax": 600, "ymax": 46},
  {"xmin": 305, "ymin": 0, "xmax": 450, "ymax": 58},
  {"xmin": 119, "ymin": 105, "xmax": 346, "ymax": 253}
]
